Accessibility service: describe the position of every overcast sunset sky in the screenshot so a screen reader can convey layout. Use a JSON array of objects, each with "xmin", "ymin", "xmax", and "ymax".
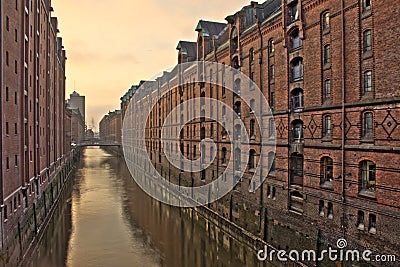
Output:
[{"xmin": 52, "ymin": 0, "xmax": 248, "ymax": 129}]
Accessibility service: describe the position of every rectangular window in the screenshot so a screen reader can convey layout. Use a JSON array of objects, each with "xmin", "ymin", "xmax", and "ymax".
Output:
[
  {"xmin": 324, "ymin": 115, "xmax": 331, "ymax": 136},
  {"xmin": 6, "ymin": 87, "xmax": 9, "ymax": 101},
  {"xmin": 14, "ymin": 123, "xmax": 17, "ymax": 135},
  {"xmin": 364, "ymin": 71, "xmax": 372, "ymax": 93},
  {"xmin": 324, "ymin": 45, "xmax": 331, "ymax": 65},
  {"xmin": 319, "ymin": 200, "xmax": 325, "ymax": 216},
  {"xmin": 14, "ymin": 155, "xmax": 18, "ymax": 166},
  {"xmin": 361, "ymin": 161, "xmax": 376, "ymax": 193},
  {"xmin": 323, "ymin": 12, "xmax": 330, "ymax": 30},
  {"xmin": 327, "ymin": 202, "xmax": 333, "ymax": 219},
  {"xmin": 269, "ymin": 119, "xmax": 275, "ymax": 137},
  {"xmin": 6, "ymin": 157, "xmax": 9, "ymax": 170},
  {"xmin": 250, "ymin": 120, "xmax": 255, "ymax": 137},
  {"xmin": 270, "ymin": 92, "xmax": 275, "ymax": 109},
  {"xmin": 15, "ymin": 29, "xmax": 18, "ymax": 42},
  {"xmin": 357, "ymin": 210, "xmax": 365, "ymax": 230},
  {"xmin": 369, "ymin": 214, "xmax": 376, "ymax": 234},
  {"xmin": 364, "ymin": 112, "xmax": 373, "ymax": 137},
  {"xmin": 5, "ymin": 122, "xmax": 9, "ymax": 135},
  {"xmin": 270, "ymin": 65, "xmax": 275, "ymax": 80},
  {"xmin": 6, "ymin": 17, "xmax": 9, "ymax": 31},
  {"xmin": 6, "ymin": 51, "xmax": 9, "ymax": 66},
  {"xmin": 324, "ymin": 80, "xmax": 331, "ymax": 101},
  {"xmin": 289, "ymin": 2, "xmax": 299, "ymax": 23},
  {"xmin": 363, "ymin": 0, "xmax": 371, "ymax": 11},
  {"xmin": 15, "ymin": 60, "xmax": 18, "ymax": 74},
  {"xmin": 363, "ymin": 30, "xmax": 372, "ymax": 52}
]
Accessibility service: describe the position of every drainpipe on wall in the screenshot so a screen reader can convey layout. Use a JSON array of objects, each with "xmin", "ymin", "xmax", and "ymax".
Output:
[
  {"xmin": 340, "ymin": 0, "xmax": 347, "ymax": 240},
  {"xmin": 252, "ymin": 1, "xmax": 265, "ymax": 234},
  {"xmin": 0, "ymin": 0, "xmax": 4, "ymax": 250}
]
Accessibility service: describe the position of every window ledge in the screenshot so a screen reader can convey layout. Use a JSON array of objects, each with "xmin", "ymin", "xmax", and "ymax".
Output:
[
  {"xmin": 323, "ymin": 63, "xmax": 331, "ymax": 70},
  {"xmin": 363, "ymin": 51, "xmax": 373, "ymax": 60},
  {"xmin": 320, "ymin": 181, "xmax": 334, "ymax": 190},
  {"xmin": 360, "ymin": 136, "xmax": 374, "ymax": 144},
  {"xmin": 248, "ymin": 168, "xmax": 256, "ymax": 173},
  {"xmin": 359, "ymin": 190, "xmax": 376, "ymax": 199},
  {"xmin": 322, "ymin": 99, "xmax": 331, "ymax": 106},
  {"xmin": 323, "ymin": 28, "xmax": 330, "ymax": 35},
  {"xmin": 322, "ymin": 136, "xmax": 332, "ymax": 142},
  {"xmin": 362, "ymin": 9, "xmax": 372, "ymax": 20},
  {"xmin": 293, "ymin": 107, "xmax": 304, "ymax": 113},
  {"xmin": 369, "ymin": 227, "xmax": 376, "ymax": 234},
  {"xmin": 290, "ymin": 46, "xmax": 303, "ymax": 53},
  {"xmin": 357, "ymin": 224, "xmax": 365, "ymax": 231}
]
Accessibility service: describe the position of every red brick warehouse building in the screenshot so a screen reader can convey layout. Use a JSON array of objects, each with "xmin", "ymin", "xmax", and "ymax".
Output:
[
  {"xmin": 120, "ymin": 0, "xmax": 400, "ymax": 262},
  {"xmin": 0, "ymin": 0, "xmax": 74, "ymax": 263}
]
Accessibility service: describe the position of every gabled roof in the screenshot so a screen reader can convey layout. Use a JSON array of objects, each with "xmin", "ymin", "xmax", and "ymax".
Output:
[
  {"xmin": 177, "ymin": 41, "xmax": 197, "ymax": 61},
  {"xmin": 195, "ymin": 20, "xmax": 227, "ymax": 37}
]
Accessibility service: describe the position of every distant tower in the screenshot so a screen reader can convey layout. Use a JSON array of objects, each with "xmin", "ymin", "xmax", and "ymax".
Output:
[{"xmin": 67, "ymin": 91, "xmax": 85, "ymax": 122}]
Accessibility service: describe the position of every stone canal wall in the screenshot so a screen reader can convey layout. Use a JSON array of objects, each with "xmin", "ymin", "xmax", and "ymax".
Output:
[{"xmin": 0, "ymin": 148, "xmax": 82, "ymax": 267}]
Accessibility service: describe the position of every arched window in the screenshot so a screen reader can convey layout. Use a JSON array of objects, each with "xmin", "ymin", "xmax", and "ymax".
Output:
[
  {"xmin": 234, "ymin": 124, "xmax": 241, "ymax": 141},
  {"xmin": 364, "ymin": 70, "xmax": 372, "ymax": 94},
  {"xmin": 363, "ymin": 112, "xmax": 373, "ymax": 138},
  {"xmin": 291, "ymin": 57, "xmax": 303, "ymax": 81},
  {"xmin": 249, "ymin": 149, "xmax": 256, "ymax": 170},
  {"xmin": 323, "ymin": 44, "xmax": 331, "ymax": 65},
  {"xmin": 268, "ymin": 152, "xmax": 276, "ymax": 174},
  {"xmin": 234, "ymin": 78, "xmax": 241, "ymax": 95},
  {"xmin": 291, "ymin": 88, "xmax": 304, "ymax": 110},
  {"xmin": 324, "ymin": 79, "xmax": 331, "ymax": 102},
  {"xmin": 320, "ymin": 157, "xmax": 333, "ymax": 187},
  {"xmin": 250, "ymin": 99, "xmax": 255, "ymax": 113},
  {"xmin": 292, "ymin": 120, "xmax": 304, "ymax": 142},
  {"xmin": 362, "ymin": 0, "xmax": 371, "ymax": 12},
  {"xmin": 250, "ymin": 119, "xmax": 255, "ymax": 138},
  {"xmin": 363, "ymin": 30, "xmax": 372, "ymax": 53},
  {"xmin": 222, "ymin": 147, "xmax": 227, "ymax": 165},
  {"xmin": 234, "ymin": 148, "xmax": 241, "ymax": 170},
  {"xmin": 234, "ymin": 101, "xmax": 241, "ymax": 117},
  {"xmin": 359, "ymin": 160, "xmax": 376, "ymax": 195},
  {"xmin": 268, "ymin": 39, "xmax": 274, "ymax": 54},
  {"xmin": 249, "ymin": 48, "xmax": 254, "ymax": 63},
  {"xmin": 288, "ymin": 0, "xmax": 299, "ymax": 23},
  {"xmin": 323, "ymin": 115, "xmax": 332, "ymax": 137},
  {"xmin": 290, "ymin": 28, "xmax": 302, "ymax": 50},
  {"xmin": 322, "ymin": 12, "xmax": 330, "ymax": 31}
]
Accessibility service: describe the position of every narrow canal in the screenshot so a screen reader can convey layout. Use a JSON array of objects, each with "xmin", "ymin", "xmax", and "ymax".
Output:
[{"xmin": 28, "ymin": 147, "xmax": 265, "ymax": 267}]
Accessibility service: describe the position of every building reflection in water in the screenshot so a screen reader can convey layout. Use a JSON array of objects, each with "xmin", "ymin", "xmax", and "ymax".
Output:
[{"xmin": 29, "ymin": 148, "xmax": 274, "ymax": 267}]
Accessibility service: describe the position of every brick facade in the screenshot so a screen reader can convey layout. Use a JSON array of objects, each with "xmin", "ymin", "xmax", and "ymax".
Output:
[
  {"xmin": 119, "ymin": 0, "xmax": 400, "ymax": 262},
  {"xmin": 0, "ymin": 0, "xmax": 70, "ymax": 253}
]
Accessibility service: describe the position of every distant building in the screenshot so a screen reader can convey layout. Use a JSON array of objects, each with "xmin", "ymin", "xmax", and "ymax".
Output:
[
  {"xmin": 99, "ymin": 110, "xmax": 122, "ymax": 144},
  {"xmin": 67, "ymin": 91, "xmax": 85, "ymax": 122}
]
